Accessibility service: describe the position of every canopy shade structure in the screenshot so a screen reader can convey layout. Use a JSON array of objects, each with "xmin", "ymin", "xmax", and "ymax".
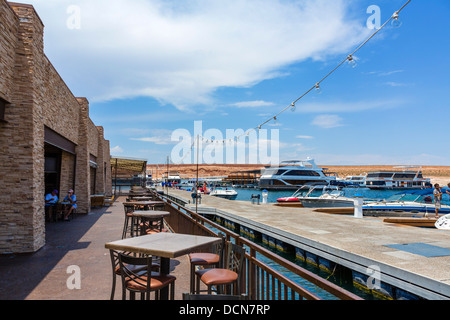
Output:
[{"xmin": 111, "ymin": 156, "xmax": 147, "ymax": 178}]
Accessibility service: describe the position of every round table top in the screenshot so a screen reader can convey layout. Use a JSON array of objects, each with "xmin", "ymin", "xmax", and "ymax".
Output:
[
  {"xmin": 131, "ymin": 210, "xmax": 170, "ymax": 218},
  {"xmin": 123, "ymin": 201, "xmax": 165, "ymax": 206}
]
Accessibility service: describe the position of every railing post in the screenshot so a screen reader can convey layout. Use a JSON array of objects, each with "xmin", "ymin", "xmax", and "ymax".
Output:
[{"xmin": 250, "ymin": 247, "xmax": 256, "ymax": 300}]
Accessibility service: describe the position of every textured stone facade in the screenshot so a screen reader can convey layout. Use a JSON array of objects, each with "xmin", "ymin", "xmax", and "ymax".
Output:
[{"xmin": 0, "ymin": 1, "xmax": 112, "ymax": 254}]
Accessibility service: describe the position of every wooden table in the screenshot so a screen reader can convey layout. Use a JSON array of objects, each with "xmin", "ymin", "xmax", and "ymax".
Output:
[
  {"xmin": 129, "ymin": 196, "xmax": 154, "ymax": 201},
  {"xmin": 123, "ymin": 201, "xmax": 165, "ymax": 206},
  {"xmin": 123, "ymin": 201, "xmax": 165, "ymax": 210},
  {"xmin": 128, "ymin": 192, "xmax": 151, "ymax": 197},
  {"xmin": 131, "ymin": 210, "xmax": 170, "ymax": 235},
  {"xmin": 105, "ymin": 233, "xmax": 221, "ymax": 299}
]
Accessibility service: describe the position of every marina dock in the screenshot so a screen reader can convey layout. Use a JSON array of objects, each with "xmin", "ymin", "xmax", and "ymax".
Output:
[{"xmin": 165, "ymin": 188, "xmax": 450, "ymax": 300}]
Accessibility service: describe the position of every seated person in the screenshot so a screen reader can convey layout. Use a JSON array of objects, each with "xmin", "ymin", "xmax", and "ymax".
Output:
[
  {"xmin": 45, "ymin": 190, "xmax": 59, "ymax": 221},
  {"xmin": 63, "ymin": 189, "xmax": 77, "ymax": 221}
]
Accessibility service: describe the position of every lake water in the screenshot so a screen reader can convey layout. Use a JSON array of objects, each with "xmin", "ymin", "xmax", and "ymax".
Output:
[
  {"xmin": 182, "ymin": 186, "xmax": 426, "ymax": 203},
  {"xmin": 179, "ymin": 185, "xmax": 450, "ymax": 205}
]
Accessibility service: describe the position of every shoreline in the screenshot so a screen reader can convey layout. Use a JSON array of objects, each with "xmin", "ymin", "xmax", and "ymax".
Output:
[{"xmin": 147, "ymin": 164, "xmax": 450, "ymax": 185}]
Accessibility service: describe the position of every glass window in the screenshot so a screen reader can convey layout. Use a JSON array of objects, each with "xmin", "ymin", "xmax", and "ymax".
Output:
[{"xmin": 284, "ymin": 170, "xmax": 320, "ymax": 176}]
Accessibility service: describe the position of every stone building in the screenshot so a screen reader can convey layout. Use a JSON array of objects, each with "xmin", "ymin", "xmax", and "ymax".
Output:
[{"xmin": 0, "ymin": 1, "xmax": 112, "ymax": 254}]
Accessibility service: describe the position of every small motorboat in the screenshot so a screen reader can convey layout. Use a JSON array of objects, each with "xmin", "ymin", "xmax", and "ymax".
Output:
[
  {"xmin": 210, "ymin": 186, "xmax": 238, "ymax": 200},
  {"xmin": 299, "ymin": 190, "xmax": 356, "ymax": 208},
  {"xmin": 277, "ymin": 185, "xmax": 313, "ymax": 203},
  {"xmin": 277, "ymin": 185, "xmax": 361, "ymax": 208},
  {"xmin": 363, "ymin": 188, "xmax": 450, "ymax": 216}
]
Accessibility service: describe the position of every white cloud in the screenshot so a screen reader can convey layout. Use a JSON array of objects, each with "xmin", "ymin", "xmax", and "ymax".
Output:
[
  {"xmin": 311, "ymin": 114, "xmax": 344, "ymax": 129},
  {"xmin": 28, "ymin": 0, "xmax": 370, "ymax": 110},
  {"xmin": 131, "ymin": 137, "xmax": 174, "ymax": 145},
  {"xmin": 110, "ymin": 145, "xmax": 124, "ymax": 154},
  {"xmin": 298, "ymin": 99, "xmax": 407, "ymax": 113},
  {"xmin": 130, "ymin": 129, "xmax": 175, "ymax": 145},
  {"xmin": 384, "ymin": 82, "xmax": 411, "ymax": 87},
  {"xmin": 367, "ymin": 70, "xmax": 404, "ymax": 77},
  {"xmin": 229, "ymin": 101, "xmax": 275, "ymax": 108},
  {"xmin": 296, "ymin": 135, "xmax": 314, "ymax": 139}
]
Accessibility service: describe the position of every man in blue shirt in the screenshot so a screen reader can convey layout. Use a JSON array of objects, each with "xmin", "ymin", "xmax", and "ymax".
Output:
[
  {"xmin": 45, "ymin": 190, "xmax": 59, "ymax": 221},
  {"xmin": 63, "ymin": 189, "xmax": 77, "ymax": 221}
]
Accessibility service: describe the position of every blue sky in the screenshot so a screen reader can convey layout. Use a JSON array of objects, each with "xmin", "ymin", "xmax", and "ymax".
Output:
[{"xmin": 27, "ymin": 0, "xmax": 450, "ymax": 165}]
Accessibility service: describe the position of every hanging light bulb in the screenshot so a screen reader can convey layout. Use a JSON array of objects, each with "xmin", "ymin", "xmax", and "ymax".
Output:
[
  {"xmin": 315, "ymin": 83, "xmax": 322, "ymax": 94},
  {"xmin": 290, "ymin": 102, "xmax": 296, "ymax": 112},
  {"xmin": 273, "ymin": 116, "xmax": 279, "ymax": 125},
  {"xmin": 347, "ymin": 55, "xmax": 357, "ymax": 69},
  {"xmin": 391, "ymin": 11, "xmax": 402, "ymax": 28}
]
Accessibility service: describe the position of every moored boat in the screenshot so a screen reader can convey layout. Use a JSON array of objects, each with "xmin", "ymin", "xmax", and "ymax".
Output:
[
  {"xmin": 277, "ymin": 185, "xmax": 356, "ymax": 208},
  {"xmin": 364, "ymin": 166, "xmax": 431, "ymax": 190},
  {"xmin": 210, "ymin": 186, "xmax": 238, "ymax": 200},
  {"xmin": 363, "ymin": 187, "xmax": 450, "ymax": 216},
  {"xmin": 259, "ymin": 158, "xmax": 337, "ymax": 190}
]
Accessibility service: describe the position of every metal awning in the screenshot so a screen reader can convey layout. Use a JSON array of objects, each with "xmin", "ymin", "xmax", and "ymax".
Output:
[{"xmin": 111, "ymin": 156, "xmax": 147, "ymax": 177}]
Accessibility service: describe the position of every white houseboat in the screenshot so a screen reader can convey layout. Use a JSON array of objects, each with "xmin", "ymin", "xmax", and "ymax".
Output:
[
  {"xmin": 364, "ymin": 166, "xmax": 431, "ymax": 190},
  {"xmin": 259, "ymin": 158, "xmax": 337, "ymax": 190}
]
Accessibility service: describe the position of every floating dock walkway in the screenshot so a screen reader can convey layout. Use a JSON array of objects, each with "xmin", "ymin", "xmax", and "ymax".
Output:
[{"xmin": 164, "ymin": 188, "xmax": 450, "ymax": 300}]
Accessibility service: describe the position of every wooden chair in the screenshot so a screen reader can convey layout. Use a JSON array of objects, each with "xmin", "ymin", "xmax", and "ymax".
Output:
[
  {"xmin": 189, "ymin": 233, "xmax": 226, "ymax": 293},
  {"xmin": 118, "ymin": 253, "xmax": 175, "ymax": 300},
  {"xmin": 195, "ymin": 243, "xmax": 246, "ymax": 295}
]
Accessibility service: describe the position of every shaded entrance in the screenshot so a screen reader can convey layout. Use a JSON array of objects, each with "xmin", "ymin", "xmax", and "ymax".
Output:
[{"xmin": 44, "ymin": 143, "xmax": 62, "ymax": 195}]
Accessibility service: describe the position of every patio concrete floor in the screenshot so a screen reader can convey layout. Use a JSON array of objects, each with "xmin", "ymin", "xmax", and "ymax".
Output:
[{"xmin": 0, "ymin": 197, "xmax": 192, "ymax": 300}]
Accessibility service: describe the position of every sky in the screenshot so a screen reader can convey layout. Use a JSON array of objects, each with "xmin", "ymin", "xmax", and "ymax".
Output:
[{"xmin": 25, "ymin": 0, "xmax": 450, "ymax": 165}]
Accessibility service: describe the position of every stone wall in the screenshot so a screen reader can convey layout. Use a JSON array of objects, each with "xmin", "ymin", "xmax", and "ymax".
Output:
[
  {"xmin": 0, "ymin": 0, "xmax": 18, "ymax": 102},
  {"xmin": 0, "ymin": 1, "xmax": 112, "ymax": 254}
]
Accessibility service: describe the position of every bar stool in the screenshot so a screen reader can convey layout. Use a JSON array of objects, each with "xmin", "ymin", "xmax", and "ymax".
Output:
[
  {"xmin": 189, "ymin": 233, "xmax": 226, "ymax": 294},
  {"xmin": 195, "ymin": 243, "xmax": 245, "ymax": 295},
  {"xmin": 140, "ymin": 217, "xmax": 168, "ymax": 235},
  {"xmin": 118, "ymin": 253, "xmax": 176, "ymax": 300},
  {"xmin": 109, "ymin": 250, "xmax": 160, "ymax": 300},
  {"xmin": 122, "ymin": 204, "xmax": 137, "ymax": 239}
]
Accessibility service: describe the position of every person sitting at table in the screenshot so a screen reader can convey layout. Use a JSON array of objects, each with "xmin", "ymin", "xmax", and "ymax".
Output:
[
  {"xmin": 45, "ymin": 189, "xmax": 59, "ymax": 221},
  {"xmin": 63, "ymin": 189, "xmax": 77, "ymax": 221}
]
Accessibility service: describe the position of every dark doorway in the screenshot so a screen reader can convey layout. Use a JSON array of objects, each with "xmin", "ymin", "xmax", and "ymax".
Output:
[{"xmin": 44, "ymin": 143, "xmax": 62, "ymax": 195}]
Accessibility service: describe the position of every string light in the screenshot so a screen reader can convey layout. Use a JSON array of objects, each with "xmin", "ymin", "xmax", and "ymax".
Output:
[
  {"xmin": 290, "ymin": 102, "xmax": 296, "ymax": 112},
  {"xmin": 173, "ymin": 0, "xmax": 412, "ymax": 161},
  {"xmin": 347, "ymin": 54, "xmax": 357, "ymax": 69},
  {"xmin": 314, "ymin": 83, "xmax": 322, "ymax": 94},
  {"xmin": 391, "ymin": 11, "xmax": 402, "ymax": 28},
  {"xmin": 273, "ymin": 116, "xmax": 279, "ymax": 125}
]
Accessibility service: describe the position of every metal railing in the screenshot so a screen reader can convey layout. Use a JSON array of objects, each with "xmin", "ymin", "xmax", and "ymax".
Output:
[{"xmin": 153, "ymin": 191, "xmax": 363, "ymax": 300}]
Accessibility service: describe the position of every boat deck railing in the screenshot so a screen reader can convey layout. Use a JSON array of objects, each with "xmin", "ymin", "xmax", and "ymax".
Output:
[{"xmin": 153, "ymin": 190, "xmax": 363, "ymax": 300}]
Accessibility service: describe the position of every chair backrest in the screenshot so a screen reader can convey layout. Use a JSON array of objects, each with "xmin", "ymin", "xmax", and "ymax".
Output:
[
  {"xmin": 118, "ymin": 253, "xmax": 153, "ymax": 290},
  {"xmin": 214, "ymin": 232, "xmax": 226, "ymax": 268},
  {"xmin": 123, "ymin": 204, "xmax": 135, "ymax": 214},
  {"xmin": 224, "ymin": 243, "xmax": 246, "ymax": 275},
  {"xmin": 110, "ymin": 249, "xmax": 134, "ymax": 272}
]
